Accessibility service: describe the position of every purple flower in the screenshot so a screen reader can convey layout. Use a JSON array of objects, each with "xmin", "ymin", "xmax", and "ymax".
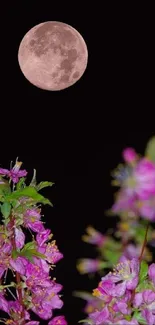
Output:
[
  {"xmin": 25, "ymin": 262, "xmax": 51, "ymax": 289},
  {"xmin": 89, "ymin": 306, "xmax": 109, "ymax": 324},
  {"xmin": 92, "ymin": 279, "xmax": 113, "ymax": 303},
  {"xmin": 120, "ymin": 244, "xmax": 152, "ymax": 262},
  {"xmin": 0, "ymin": 292, "xmax": 9, "ymax": 313},
  {"xmin": 0, "ymin": 162, "xmax": 65, "ymax": 325},
  {"xmin": 15, "ymin": 227, "xmax": 25, "ymax": 249},
  {"xmin": 77, "ymin": 259, "xmax": 102, "ymax": 274},
  {"xmin": 148, "ymin": 263, "xmax": 155, "ymax": 285},
  {"xmin": 24, "ymin": 209, "xmax": 45, "ymax": 233},
  {"xmin": 112, "ymin": 189, "xmax": 137, "ymax": 216},
  {"xmin": 36, "ymin": 228, "xmax": 52, "ymax": 246},
  {"xmin": 0, "ymin": 243, "xmax": 11, "ymax": 278},
  {"xmin": 122, "ymin": 148, "xmax": 137, "ymax": 164},
  {"xmin": 84, "ymin": 297, "xmax": 106, "ymax": 314},
  {"xmin": 112, "ymin": 157, "xmax": 155, "ymax": 218},
  {"xmin": 82, "ymin": 226, "xmax": 106, "ymax": 247},
  {"xmin": 32, "ymin": 255, "xmax": 50, "ymax": 274},
  {"xmin": 121, "ymin": 244, "xmax": 141, "ymax": 260},
  {"xmin": 134, "ymin": 290, "xmax": 155, "ymax": 325},
  {"xmin": 137, "ymin": 195, "xmax": 155, "ymax": 221},
  {"xmin": 48, "ymin": 316, "xmax": 67, "ymax": 325},
  {"xmin": 133, "ymin": 158, "xmax": 155, "ymax": 199},
  {"xmin": 113, "ymin": 299, "xmax": 131, "ymax": 315},
  {"xmin": 37, "ymin": 240, "xmax": 63, "ymax": 265},
  {"xmin": 31, "ymin": 281, "xmax": 63, "ymax": 319},
  {"xmin": 103, "ymin": 257, "xmax": 139, "ymax": 296},
  {"xmin": 0, "ymin": 160, "xmax": 27, "ymax": 183},
  {"xmin": 10, "ymin": 256, "xmax": 28, "ymax": 275},
  {"xmin": 8, "ymin": 299, "xmax": 30, "ymax": 320}
]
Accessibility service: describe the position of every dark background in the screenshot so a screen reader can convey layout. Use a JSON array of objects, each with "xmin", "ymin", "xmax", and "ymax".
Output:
[{"xmin": 0, "ymin": 1, "xmax": 154, "ymax": 324}]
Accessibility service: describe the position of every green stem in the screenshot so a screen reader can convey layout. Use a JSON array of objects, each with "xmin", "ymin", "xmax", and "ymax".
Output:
[
  {"xmin": 131, "ymin": 221, "xmax": 150, "ymax": 304},
  {"xmin": 0, "ymin": 282, "xmax": 15, "ymax": 289},
  {"xmin": 139, "ymin": 221, "xmax": 149, "ymax": 263}
]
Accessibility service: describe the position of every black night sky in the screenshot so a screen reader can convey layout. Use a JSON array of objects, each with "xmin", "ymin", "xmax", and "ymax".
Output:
[{"xmin": 0, "ymin": 2, "xmax": 154, "ymax": 324}]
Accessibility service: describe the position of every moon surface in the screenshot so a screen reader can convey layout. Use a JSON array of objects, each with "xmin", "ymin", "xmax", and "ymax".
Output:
[{"xmin": 18, "ymin": 21, "xmax": 88, "ymax": 91}]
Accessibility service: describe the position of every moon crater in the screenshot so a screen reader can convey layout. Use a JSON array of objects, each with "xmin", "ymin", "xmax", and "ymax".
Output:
[{"xmin": 18, "ymin": 21, "xmax": 88, "ymax": 91}]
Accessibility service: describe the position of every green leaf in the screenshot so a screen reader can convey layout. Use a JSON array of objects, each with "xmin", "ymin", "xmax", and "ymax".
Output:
[
  {"xmin": 0, "ymin": 195, "xmax": 4, "ymax": 202},
  {"xmin": 73, "ymin": 291, "xmax": 93, "ymax": 300},
  {"xmin": 99, "ymin": 261, "xmax": 112, "ymax": 269},
  {"xmin": 124, "ymin": 315, "xmax": 131, "ymax": 321},
  {"xmin": 1, "ymin": 202, "xmax": 11, "ymax": 218},
  {"xmin": 28, "ymin": 249, "xmax": 46, "ymax": 259},
  {"xmin": 16, "ymin": 178, "xmax": 26, "ymax": 190},
  {"xmin": 0, "ymin": 179, "xmax": 11, "ymax": 196},
  {"xmin": 139, "ymin": 260, "xmax": 148, "ymax": 282},
  {"xmin": 79, "ymin": 320, "xmax": 93, "ymax": 324},
  {"xmin": 135, "ymin": 225, "xmax": 147, "ymax": 243},
  {"xmin": 21, "ymin": 241, "xmax": 36, "ymax": 251},
  {"xmin": 6, "ymin": 186, "xmax": 53, "ymax": 206},
  {"xmin": 136, "ymin": 280, "xmax": 154, "ymax": 292},
  {"xmin": 103, "ymin": 248, "xmax": 121, "ymax": 264},
  {"xmin": 15, "ymin": 217, "xmax": 24, "ymax": 227},
  {"xmin": 11, "ymin": 249, "xmax": 20, "ymax": 259},
  {"xmin": 133, "ymin": 311, "xmax": 147, "ymax": 324},
  {"xmin": 20, "ymin": 241, "xmax": 46, "ymax": 261},
  {"xmin": 20, "ymin": 251, "xmax": 34, "ymax": 262},
  {"xmin": 2, "ymin": 217, "xmax": 10, "ymax": 226},
  {"xmin": 36, "ymin": 181, "xmax": 54, "ymax": 191},
  {"xmin": 20, "ymin": 249, "xmax": 46, "ymax": 262},
  {"xmin": 145, "ymin": 136, "xmax": 155, "ymax": 162}
]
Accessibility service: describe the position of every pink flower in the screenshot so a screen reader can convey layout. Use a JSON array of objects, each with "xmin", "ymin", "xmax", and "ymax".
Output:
[
  {"xmin": 48, "ymin": 316, "xmax": 67, "ymax": 325},
  {"xmin": 148, "ymin": 263, "xmax": 155, "ymax": 285},
  {"xmin": 112, "ymin": 189, "xmax": 137, "ymax": 215},
  {"xmin": 32, "ymin": 255, "xmax": 50, "ymax": 274},
  {"xmin": 8, "ymin": 300, "xmax": 30, "ymax": 321},
  {"xmin": 137, "ymin": 196, "xmax": 155, "ymax": 221},
  {"xmin": 37, "ymin": 240, "xmax": 63, "ymax": 265},
  {"xmin": 113, "ymin": 158, "xmax": 155, "ymax": 200},
  {"xmin": 0, "ymin": 243, "xmax": 11, "ymax": 278},
  {"xmin": 36, "ymin": 228, "xmax": 52, "ymax": 246},
  {"xmin": 134, "ymin": 290, "xmax": 155, "ymax": 325},
  {"xmin": 25, "ymin": 262, "xmax": 51, "ymax": 289},
  {"xmin": 0, "ymin": 161, "xmax": 65, "ymax": 325},
  {"xmin": 103, "ymin": 257, "xmax": 139, "ymax": 296},
  {"xmin": 77, "ymin": 259, "xmax": 101, "ymax": 274},
  {"xmin": 122, "ymin": 148, "xmax": 137, "ymax": 163},
  {"xmin": 31, "ymin": 281, "xmax": 63, "ymax": 320},
  {"xmin": 89, "ymin": 306, "xmax": 109, "ymax": 324},
  {"xmin": 82, "ymin": 226, "xmax": 106, "ymax": 246},
  {"xmin": 24, "ymin": 209, "xmax": 45, "ymax": 233},
  {"xmin": 10, "ymin": 256, "xmax": 28, "ymax": 275},
  {"xmin": 0, "ymin": 292, "xmax": 9, "ymax": 313},
  {"xmin": 15, "ymin": 227, "xmax": 25, "ymax": 249},
  {"xmin": 0, "ymin": 160, "xmax": 27, "ymax": 183},
  {"xmin": 133, "ymin": 158, "xmax": 155, "ymax": 199}
]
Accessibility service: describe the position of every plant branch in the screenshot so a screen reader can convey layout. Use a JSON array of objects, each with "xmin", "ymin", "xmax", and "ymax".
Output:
[
  {"xmin": 10, "ymin": 215, "xmax": 25, "ymax": 325},
  {"xmin": 139, "ymin": 221, "xmax": 149, "ymax": 263}
]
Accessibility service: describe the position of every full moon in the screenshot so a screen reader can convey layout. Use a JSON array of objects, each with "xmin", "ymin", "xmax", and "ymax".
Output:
[{"xmin": 18, "ymin": 21, "xmax": 88, "ymax": 91}]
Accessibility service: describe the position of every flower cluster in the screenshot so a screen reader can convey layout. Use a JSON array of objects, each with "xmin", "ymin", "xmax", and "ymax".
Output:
[
  {"xmin": 76, "ymin": 136, "xmax": 155, "ymax": 323},
  {"xmin": 86, "ymin": 258, "xmax": 155, "ymax": 325},
  {"xmin": 111, "ymin": 146, "xmax": 155, "ymax": 221},
  {"xmin": 0, "ymin": 159, "xmax": 67, "ymax": 325}
]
